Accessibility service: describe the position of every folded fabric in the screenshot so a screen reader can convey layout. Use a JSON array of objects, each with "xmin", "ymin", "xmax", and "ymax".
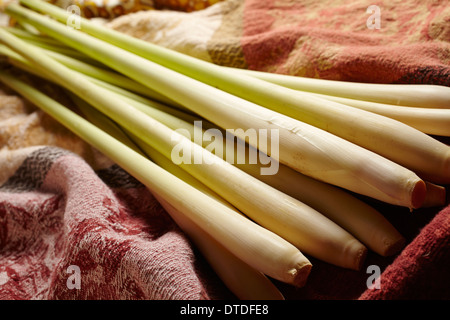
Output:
[
  {"xmin": 46, "ymin": 0, "xmax": 223, "ymax": 18},
  {"xmin": 359, "ymin": 204, "xmax": 450, "ymax": 300},
  {"xmin": 108, "ymin": 0, "xmax": 450, "ymax": 85},
  {"xmin": 0, "ymin": 146, "xmax": 229, "ymax": 299},
  {"xmin": 0, "ymin": 79, "xmax": 233, "ymax": 299},
  {"xmin": 0, "ymin": 0, "xmax": 449, "ymax": 300}
]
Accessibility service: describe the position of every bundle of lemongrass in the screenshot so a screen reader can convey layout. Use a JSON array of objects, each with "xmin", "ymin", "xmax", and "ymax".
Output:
[{"xmin": 0, "ymin": 0, "xmax": 449, "ymax": 300}]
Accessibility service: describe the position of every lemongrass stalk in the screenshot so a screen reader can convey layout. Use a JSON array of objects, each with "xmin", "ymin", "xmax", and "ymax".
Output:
[
  {"xmin": 422, "ymin": 182, "xmax": 447, "ymax": 208},
  {"xmin": 4, "ymin": 6, "xmax": 429, "ymax": 209},
  {"xmin": 0, "ymin": 44, "xmax": 54, "ymax": 79},
  {"xmin": 21, "ymin": 0, "xmax": 450, "ymax": 109},
  {"xmin": 72, "ymin": 72, "xmax": 406, "ymax": 256},
  {"xmin": 132, "ymin": 102, "xmax": 406, "ymax": 256},
  {"xmin": 117, "ymin": 96, "xmax": 406, "ymax": 256},
  {"xmin": 0, "ymin": 42, "xmax": 25, "ymax": 61},
  {"xmin": 156, "ymin": 196, "xmax": 286, "ymax": 300},
  {"xmin": 73, "ymin": 94, "xmax": 284, "ymax": 300},
  {"xmin": 15, "ymin": 18, "xmax": 41, "ymax": 35},
  {"xmin": 0, "ymin": 42, "xmax": 195, "ymax": 127},
  {"xmin": 14, "ymin": 33, "xmax": 182, "ymax": 108},
  {"xmin": 93, "ymin": 90, "xmax": 426, "ymax": 210},
  {"xmin": 35, "ymin": 44, "xmax": 179, "ymax": 107},
  {"xmin": 243, "ymin": 161, "xmax": 407, "ymax": 256},
  {"xmin": 123, "ymin": 116, "xmax": 369, "ymax": 269},
  {"xmin": 20, "ymin": 36, "xmax": 96, "ymax": 62},
  {"xmin": 123, "ymin": 137, "xmax": 285, "ymax": 299},
  {"xmin": 193, "ymin": 123, "xmax": 406, "ymax": 255},
  {"xmin": 5, "ymin": 45, "xmax": 402, "ymax": 259},
  {"xmin": 0, "ymin": 32, "xmax": 423, "ymax": 217},
  {"xmin": 122, "ymin": 110, "xmax": 369, "ymax": 270},
  {"xmin": 224, "ymin": 67, "xmax": 450, "ymax": 109},
  {"xmin": 15, "ymin": 0, "xmax": 450, "ymax": 184},
  {"xmin": 68, "ymin": 92, "xmax": 147, "ymax": 156},
  {"xmin": 0, "ymin": 41, "xmax": 186, "ymax": 114},
  {"xmin": 86, "ymin": 76, "xmax": 193, "ymax": 115},
  {"xmin": 0, "ymin": 41, "xmax": 196, "ymax": 125},
  {"xmin": 0, "ymin": 70, "xmax": 312, "ymax": 287},
  {"xmin": 2, "ymin": 36, "xmax": 420, "ymax": 238},
  {"xmin": 307, "ymin": 93, "xmax": 450, "ymax": 137},
  {"xmin": 70, "ymin": 92, "xmax": 231, "ymax": 210},
  {"xmin": 7, "ymin": 25, "xmax": 107, "ymax": 68},
  {"xmin": 70, "ymin": 72, "xmax": 404, "ymax": 257},
  {"xmin": 5, "ymin": 26, "xmax": 63, "ymax": 46},
  {"xmin": 0, "ymin": 27, "xmax": 369, "ymax": 270}
]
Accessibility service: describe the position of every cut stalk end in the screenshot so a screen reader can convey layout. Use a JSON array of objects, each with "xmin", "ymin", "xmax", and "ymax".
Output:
[
  {"xmin": 422, "ymin": 182, "xmax": 447, "ymax": 208},
  {"xmin": 411, "ymin": 179, "xmax": 427, "ymax": 209},
  {"xmin": 288, "ymin": 261, "xmax": 313, "ymax": 288},
  {"xmin": 348, "ymin": 240, "xmax": 368, "ymax": 271},
  {"xmin": 445, "ymin": 152, "xmax": 450, "ymax": 183},
  {"xmin": 382, "ymin": 236, "xmax": 406, "ymax": 257},
  {"xmin": 356, "ymin": 249, "xmax": 368, "ymax": 272}
]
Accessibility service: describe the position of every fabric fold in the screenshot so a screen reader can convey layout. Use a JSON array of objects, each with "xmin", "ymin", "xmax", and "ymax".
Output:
[{"xmin": 0, "ymin": 146, "xmax": 227, "ymax": 299}]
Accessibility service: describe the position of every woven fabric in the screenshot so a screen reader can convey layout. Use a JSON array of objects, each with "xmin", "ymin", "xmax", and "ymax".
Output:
[
  {"xmin": 46, "ymin": 0, "xmax": 223, "ymax": 18},
  {"xmin": 0, "ymin": 85, "xmax": 229, "ymax": 299},
  {"xmin": 108, "ymin": 0, "xmax": 450, "ymax": 84}
]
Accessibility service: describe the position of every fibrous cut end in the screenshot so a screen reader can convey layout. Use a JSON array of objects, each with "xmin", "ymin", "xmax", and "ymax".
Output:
[
  {"xmin": 288, "ymin": 261, "xmax": 312, "ymax": 288},
  {"xmin": 422, "ymin": 182, "xmax": 447, "ymax": 208},
  {"xmin": 381, "ymin": 236, "xmax": 406, "ymax": 257},
  {"xmin": 411, "ymin": 179, "xmax": 427, "ymax": 209},
  {"xmin": 348, "ymin": 240, "xmax": 368, "ymax": 271}
]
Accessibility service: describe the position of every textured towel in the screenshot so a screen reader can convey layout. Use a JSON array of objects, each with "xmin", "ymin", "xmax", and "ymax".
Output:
[
  {"xmin": 0, "ymin": 0, "xmax": 449, "ymax": 300},
  {"xmin": 107, "ymin": 0, "xmax": 450, "ymax": 85},
  {"xmin": 46, "ymin": 0, "xmax": 223, "ymax": 18},
  {"xmin": 0, "ymin": 78, "xmax": 232, "ymax": 299},
  {"xmin": 0, "ymin": 146, "xmax": 226, "ymax": 299}
]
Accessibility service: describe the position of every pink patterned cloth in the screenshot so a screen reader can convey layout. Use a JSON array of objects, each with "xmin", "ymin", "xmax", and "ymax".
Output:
[{"xmin": 0, "ymin": 147, "xmax": 229, "ymax": 299}]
